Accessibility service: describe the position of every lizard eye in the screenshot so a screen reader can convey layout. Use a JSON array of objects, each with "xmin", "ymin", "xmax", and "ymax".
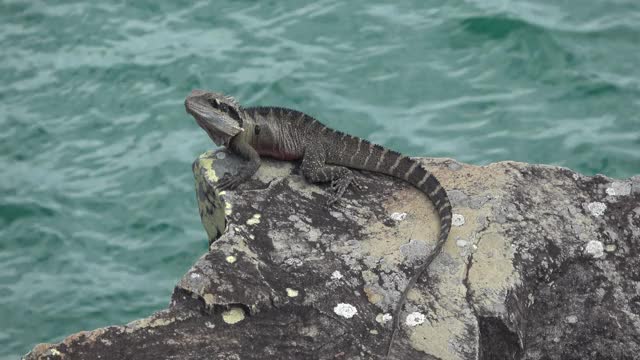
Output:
[{"xmin": 207, "ymin": 98, "xmax": 220, "ymax": 109}]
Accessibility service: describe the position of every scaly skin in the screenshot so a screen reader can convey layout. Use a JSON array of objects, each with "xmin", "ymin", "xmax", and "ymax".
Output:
[{"xmin": 185, "ymin": 90, "xmax": 452, "ymax": 359}]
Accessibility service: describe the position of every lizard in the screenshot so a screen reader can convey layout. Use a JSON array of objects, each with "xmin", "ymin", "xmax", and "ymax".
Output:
[{"xmin": 185, "ymin": 89, "xmax": 452, "ymax": 359}]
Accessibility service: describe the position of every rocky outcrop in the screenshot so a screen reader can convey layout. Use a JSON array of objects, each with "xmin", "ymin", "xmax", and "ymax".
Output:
[{"xmin": 25, "ymin": 150, "xmax": 640, "ymax": 360}]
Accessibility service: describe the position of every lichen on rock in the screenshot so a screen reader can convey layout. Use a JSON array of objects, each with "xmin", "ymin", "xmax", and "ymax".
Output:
[{"xmin": 24, "ymin": 152, "xmax": 640, "ymax": 360}]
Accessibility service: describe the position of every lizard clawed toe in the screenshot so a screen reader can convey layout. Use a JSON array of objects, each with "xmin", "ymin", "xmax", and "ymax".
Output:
[
  {"xmin": 216, "ymin": 173, "xmax": 242, "ymax": 190},
  {"xmin": 350, "ymin": 177, "xmax": 363, "ymax": 192},
  {"xmin": 326, "ymin": 175, "xmax": 359, "ymax": 205}
]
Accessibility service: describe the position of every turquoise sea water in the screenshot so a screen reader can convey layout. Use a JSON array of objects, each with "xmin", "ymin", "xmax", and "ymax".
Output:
[{"xmin": 1, "ymin": 1, "xmax": 639, "ymax": 358}]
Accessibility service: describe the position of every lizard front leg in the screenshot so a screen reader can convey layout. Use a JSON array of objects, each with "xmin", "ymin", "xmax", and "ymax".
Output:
[
  {"xmin": 216, "ymin": 136, "xmax": 261, "ymax": 190},
  {"xmin": 301, "ymin": 142, "xmax": 361, "ymax": 205}
]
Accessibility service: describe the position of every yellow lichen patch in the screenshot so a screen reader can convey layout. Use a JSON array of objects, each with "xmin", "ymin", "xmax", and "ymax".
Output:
[
  {"xmin": 254, "ymin": 160, "xmax": 295, "ymax": 184},
  {"xmin": 376, "ymin": 313, "xmax": 392, "ymax": 324},
  {"xmin": 364, "ymin": 287, "xmax": 382, "ymax": 305},
  {"xmin": 59, "ymin": 327, "xmax": 110, "ymax": 347},
  {"xmin": 198, "ymin": 151, "xmax": 219, "ymax": 183},
  {"xmin": 246, "ymin": 213, "xmax": 261, "ymax": 225},
  {"xmin": 406, "ymin": 286, "xmax": 426, "ymax": 305},
  {"xmin": 226, "ymin": 255, "xmax": 237, "ymax": 263},
  {"xmin": 194, "ymin": 151, "xmax": 228, "ymax": 243},
  {"xmin": 360, "ymin": 270, "xmax": 383, "ymax": 304},
  {"xmin": 448, "ymin": 209, "xmax": 478, "ymax": 243},
  {"xmin": 358, "ymin": 160, "xmax": 520, "ymax": 358},
  {"xmin": 222, "ymin": 306, "xmax": 246, "ymax": 324},
  {"xmin": 148, "ymin": 317, "xmax": 174, "ymax": 328},
  {"xmin": 286, "ymin": 288, "xmax": 299, "ymax": 297},
  {"xmin": 126, "ymin": 315, "xmax": 175, "ymax": 333},
  {"xmin": 467, "ymin": 225, "xmax": 520, "ymax": 310},
  {"xmin": 361, "ymin": 270, "xmax": 377, "ymax": 283},
  {"xmin": 360, "ymin": 183, "xmax": 441, "ymax": 270},
  {"xmin": 409, "ymin": 315, "xmax": 467, "ymax": 360},
  {"xmin": 203, "ymin": 293, "xmax": 215, "ymax": 306},
  {"xmin": 425, "ymin": 158, "xmax": 514, "ymax": 195}
]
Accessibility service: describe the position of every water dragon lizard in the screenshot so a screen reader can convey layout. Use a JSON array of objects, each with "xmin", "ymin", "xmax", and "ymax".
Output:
[{"xmin": 185, "ymin": 89, "xmax": 452, "ymax": 359}]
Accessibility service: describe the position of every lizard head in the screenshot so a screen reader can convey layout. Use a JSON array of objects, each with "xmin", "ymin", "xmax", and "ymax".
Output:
[{"xmin": 185, "ymin": 89, "xmax": 244, "ymax": 147}]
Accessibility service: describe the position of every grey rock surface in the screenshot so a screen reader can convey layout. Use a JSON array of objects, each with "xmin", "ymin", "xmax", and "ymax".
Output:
[{"xmin": 24, "ymin": 150, "xmax": 640, "ymax": 360}]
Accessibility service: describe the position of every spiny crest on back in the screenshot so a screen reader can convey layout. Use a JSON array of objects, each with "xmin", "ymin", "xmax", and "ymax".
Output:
[
  {"xmin": 204, "ymin": 92, "xmax": 241, "ymax": 110},
  {"xmin": 223, "ymin": 94, "xmax": 240, "ymax": 108}
]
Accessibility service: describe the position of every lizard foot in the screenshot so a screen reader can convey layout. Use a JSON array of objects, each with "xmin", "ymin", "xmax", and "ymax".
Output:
[
  {"xmin": 326, "ymin": 175, "xmax": 361, "ymax": 205},
  {"xmin": 216, "ymin": 172, "xmax": 243, "ymax": 190}
]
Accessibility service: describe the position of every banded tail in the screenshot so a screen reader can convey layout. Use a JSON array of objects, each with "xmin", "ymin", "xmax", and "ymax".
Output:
[{"xmin": 325, "ymin": 132, "xmax": 452, "ymax": 357}]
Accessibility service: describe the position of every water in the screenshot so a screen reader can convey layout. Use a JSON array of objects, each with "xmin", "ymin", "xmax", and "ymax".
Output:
[{"xmin": 1, "ymin": 0, "xmax": 639, "ymax": 358}]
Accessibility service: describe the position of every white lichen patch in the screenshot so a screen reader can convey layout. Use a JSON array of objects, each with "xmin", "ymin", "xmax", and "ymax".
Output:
[
  {"xmin": 284, "ymin": 258, "xmax": 303, "ymax": 267},
  {"xmin": 406, "ymin": 312, "xmax": 426, "ymax": 327},
  {"xmin": 331, "ymin": 270, "xmax": 343, "ymax": 280},
  {"xmin": 390, "ymin": 212, "xmax": 407, "ymax": 221},
  {"xmin": 456, "ymin": 239, "xmax": 468, "ymax": 247},
  {"xmin": 566, "ymin": 315, "xmax": 578, "ymax": 324},
  {"xmin": 605, "ymin": 244, "xmax": 617, "ymax": 252},
  {"xmin": 225, "ymin": 202, "xmax": 232, "ymax": 216},
  {"xmin": 50, "ymin": 349, "xmax": 62, "ymax": 356},
  {"xmin": 606, "ymin": 182, "xmax": 631, "ymax": 196},
  {"xmin": 587, "ymin": 202, "xmax": 606, "ymax": 217},
  {"xmin": 585, "ymin": 240, "xmax": 604, "ymax": 258},
  {"xmin": 215, "ymin": 151, "xmax": 226, "ymax": 159},
  {"xmin": 226, "ymin": 255, "xmax": 237, "ymax": 264},
  {"xmin": 334, "ymin": 303, "xmax": 357, "ymax": 319},
  {"xmin": 376, "ymin": 313, "xmax": 393, "ymax": 324},
  {"xmin": 222, "ymin": 307, "xmax": 246, "ymax": 324},
  {"xmin": 246, "ymin": 213, "xmax": 261, "ymax": 225},
  {"xmin": 190, "ymin": 272, "xmax": 201, "ymax": 279},
  {"xmin": 370, "ymin": 329, "xmax": 379, "ymax": 335},
  {"xmin": 286, "ymin": 288, "xmax": 299, "ymax": 298},
  {"xmin": 204, "ymin": 321, "xmax": 215, "ymax": 329},
  {"xmin": 452, "ymin": 213, "xmax": 465, "ymax": 227}
]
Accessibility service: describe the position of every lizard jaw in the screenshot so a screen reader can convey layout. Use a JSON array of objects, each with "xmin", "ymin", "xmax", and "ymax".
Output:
[{"xmin": 185, "ymin": 90, "xmax": 244, "ymax": 147}]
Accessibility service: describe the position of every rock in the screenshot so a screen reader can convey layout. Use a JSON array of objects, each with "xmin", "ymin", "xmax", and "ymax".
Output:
[{"xmin": 24, "ymin": 151, "xmax": 640, "ymax": 360}]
